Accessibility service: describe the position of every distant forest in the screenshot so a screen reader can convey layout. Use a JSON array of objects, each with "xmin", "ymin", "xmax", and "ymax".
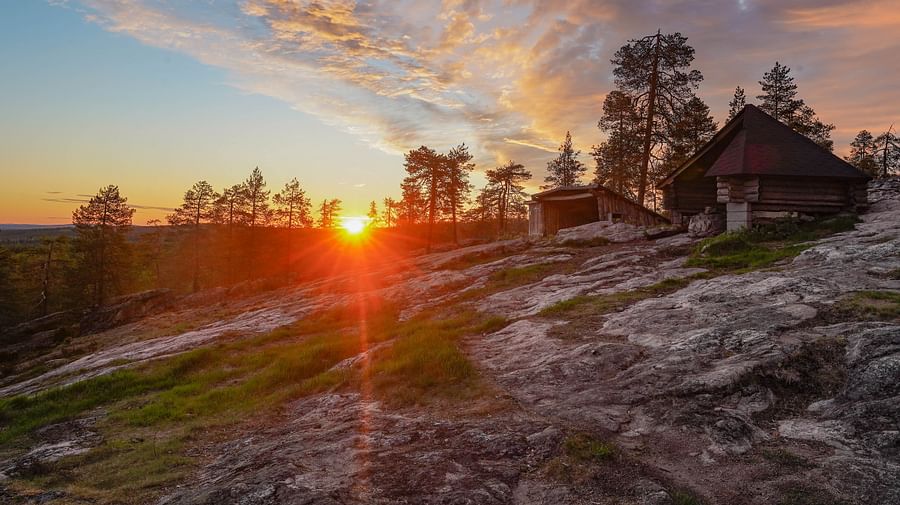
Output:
[{"xmin": 2, "ymin": 29, "xmax": 899, "ymax": 330}]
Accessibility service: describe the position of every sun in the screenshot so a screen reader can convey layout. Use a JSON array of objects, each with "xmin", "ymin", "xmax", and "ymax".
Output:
[{"xmin": 340, "ymin": 216, "xmax": 368, "ymax": 235}]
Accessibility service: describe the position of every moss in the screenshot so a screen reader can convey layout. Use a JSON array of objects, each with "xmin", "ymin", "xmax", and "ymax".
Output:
[
  {"xmin": 761, "ymin": 448, "xmax": 813, "ymax": 468},
  {"xmin": 686, "ymin": 216, "xmax": 859, "ymax": 273},
  {"xmin": 672, "ymin": 490, "xmax": 704, "ymax": 505}
]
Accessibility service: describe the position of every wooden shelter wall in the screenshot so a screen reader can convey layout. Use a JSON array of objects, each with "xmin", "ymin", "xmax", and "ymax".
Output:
[{"xmin": 595, "ymin": 191, "xmax": 668, "ymax": 227}]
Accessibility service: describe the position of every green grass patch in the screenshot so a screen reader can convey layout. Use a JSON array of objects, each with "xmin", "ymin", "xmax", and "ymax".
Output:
[
  {"xmin": 0, "ymin": 293, "xmax": 511, "ymax": 501},
  {"xmin": 563, "ymin": 433, "xmax": 614, "ymax": 462},
  {"xmin": 0, "ymin": 349, "xmax": 215, "ymax": 445},
  {"xmin": 488, "ymin": 263, "xmax": 556, "ymax": 288},
  {"xmin": 686, "ymin": 216, "xmax": 859, "ymax": 272},
  {"xmin": 835, "ymin": 290, "xmax": 900, "ymax": 320},
  {"xmin": 370, "ymin": 308, "xmax": 500, "ymax": 405}
]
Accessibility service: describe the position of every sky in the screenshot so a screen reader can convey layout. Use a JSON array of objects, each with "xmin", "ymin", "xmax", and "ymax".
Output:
[{"xmin": 1, "ymin": 0, "xmax": 898, "ymax": 225}]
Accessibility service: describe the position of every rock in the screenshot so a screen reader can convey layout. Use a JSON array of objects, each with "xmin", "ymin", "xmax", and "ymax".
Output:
[
  {"xmin": 687, "ymin": 208, "xmax": 725, "ymax": 238},
  {"xmin": 555, "ymin": 221, "xmax": 647, "ymax": 244},
  {"xmin": 80, "ymin": 289, "xmax": 178, "ymax": 334},
  {"xmin": 0, "ymin": 311, "xmax": 76, "ymax": 346},
  {"xmin": 633, "ymin": 479, "xmax": 673, "ymax": 505}
]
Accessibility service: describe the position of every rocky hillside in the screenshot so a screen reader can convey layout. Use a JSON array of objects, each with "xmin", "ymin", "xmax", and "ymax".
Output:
[{"xmin": 1, "ymin": 180, "xmax": 898, "ymax": 505}]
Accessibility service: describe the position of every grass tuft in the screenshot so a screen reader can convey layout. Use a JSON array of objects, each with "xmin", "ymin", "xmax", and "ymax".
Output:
[
  {"xmin": 686, "ymin": 216, "xmax": 859, "ymax": 272},
  {"xmin": 835, "ymin": 290, "xmax": 900, "ymax": 320},
  {"xmin": 563, "ymin": 433, "xmax": 614, "ymax": 462}
]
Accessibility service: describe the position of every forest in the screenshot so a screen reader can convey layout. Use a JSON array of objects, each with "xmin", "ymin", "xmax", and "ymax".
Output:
[{"xmin": 2, "ymin": 30, "xmax": 898, "ymax": 332}]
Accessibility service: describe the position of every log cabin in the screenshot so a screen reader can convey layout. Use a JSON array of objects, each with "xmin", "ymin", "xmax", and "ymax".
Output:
[
  {"xmin": 528, "ymin": 184, "xmax": 669, "ymax": 236},
  {"xmin": 659, "ymin": 104, "xmax": 870, "ymax": 231}
]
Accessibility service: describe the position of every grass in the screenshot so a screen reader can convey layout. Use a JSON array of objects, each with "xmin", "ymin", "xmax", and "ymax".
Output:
[
  {"xmin": 686, "ymin": 216, "xmax": 859, "ymax": 272},
  {"xmin": 488, "ymin": 263, "xmax": 557, "ymax": 288},
  {"xmin": 834, "ymin": 290, "xmax": 900, "ymax": 320},
  {"xmin": 545, "ymin": 433, "xmax": 615, "ymax": 483},
  {"xmin": 0, "ymin": 295, "xmax": 510, "ymax": 501},
  {"xmin": 370, "ymin": 308, "xmax": 507, "ymax": 405},
  {"xmin": 452, "ymin": 261, "xmax": 573, "ymax": 304},
  {"xmin": 540, "ymin": 275, "xmax": 706, "ymax": 318},
  {"xmin": 563, "ymin": 433, "xmax": 614, "ymax": 462}
]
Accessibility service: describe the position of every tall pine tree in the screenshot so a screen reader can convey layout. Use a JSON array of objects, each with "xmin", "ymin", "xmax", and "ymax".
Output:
[
  {"xmin": 874, "ymin": 127, "xmax": 900, "ymax": 178},
  {"xmin": 443, "ymin": 143, "xmax": 475, "ymax": 244},
  {"xmin": 72, "ymin": 185, "xmax": 135, "ymax": 306},
  {"xmin": 662, "ymin": 96, "xmax": 718, "ymax": 172},
  {"xmin": 611, "ymin": 31, "xmax": 703, "ymax": 205},
  {"xmin": 402, "ymin": 146, "xmax": 446, "ymax": 251},
  {"xmin": 757, "ymin": 62, "xmax": 834, "ymax": 150},
  {"xmin": 727, "ymin": 86, "xmax": 746, "ymax": 120},
  {"xmin": 167, "ymin": 180, "xmax": 219, "ymax": 292},
  {"xmin": 543, "ymin": 131, "xmax": 585, "ymax": 189},
  {"xmin": 486, "ymin": 160, "xmax": 531, "ymax": 232},
  {"xmin": 846, "ymin": 130, "xmax": 879, "ymax": 176},
  {"xmin": 592, "ymin": 90, "xmax": 642, "ymax": 198}
]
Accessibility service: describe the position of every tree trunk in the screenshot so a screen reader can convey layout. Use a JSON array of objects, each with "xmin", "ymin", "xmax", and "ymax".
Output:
[
  {"xmin": 39, "ymin": 241, "xmax": 54, "ymax": 317},
  {"xmin": 637, "ymin": 31, "xmax": 661, "ymax": 207},
  {"xmin": 426, "ymin": 175, "xmax": 437, "ymax": 253}
]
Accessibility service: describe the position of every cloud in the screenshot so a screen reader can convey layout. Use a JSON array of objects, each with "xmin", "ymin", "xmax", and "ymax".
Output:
[
  {"xmin": 66, "ymin": 0, "xmax": 900, "ymax": 177},
  {"xmin": 42, "ymin": 194, "xmax": 173, "ymax": 212}
]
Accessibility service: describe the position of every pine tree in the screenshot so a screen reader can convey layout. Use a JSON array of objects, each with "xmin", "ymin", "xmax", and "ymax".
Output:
[
  {"xmin": 367, "ymin": 201, "xmax": 379, "ymax": 226},
  {"xmin": 381, "ymin": 197, "xmax": 397, "ymax": 228},
  {"xmin": 212, "ymin": 184, "xmax": 247, "ymax": 285},
  {"xmin": 243, "ymin": 167, "xmax": 271, "ymax": 228},
  {"xmin": 402, "ymin": 146, "xmax": 446, "ymax": 251},
  {"xmin": 0, "ymin": 246, "xmax": 17, "ymax": 327},
  {"xmin": 757, "ymin": 62, "xmax": 801, "ymax": 121},
  {"xmin": 273, "ymin": 178, "xmax": 312, "ymax": 229},
  {"xmin": 317, "ymin": 199, "xmax": 342, "ymax": 228},
  {"xmin": 241, "ymin": 167, "xmax": 270, "ymax": 279},
  {"xmin": 486, "ymin": 160, "xmax": 531, "ymax": 232},
  {"xmin": 663, "ymin": 96, "xmax": 718, "ymax": 171},
  {"xmin": 611, "ymin": 31, "xmax": 703, "ymax": 205},
  {"xmin": 399, "ymin": 180, "xmax": 426, "ymax": 226},
  {"xmin": 167, "ymin": 180, "xmax": 219, "ymax": 292},
  {"xmin": 757, "ymin": 62, "xmax": 834, "ymax": 150},
  {"xmin": 543, "ymin": 131, "xmax": 585, "ymax": 189},
  {"xmin": 592, "ymin": 90, "xmax": 643, "ymax": 198},
  {"xmin": 72, "ymin": 185, "xmax": 135, "ymax": 306},
  {"xmin": 727, "ymin": 86, "xmax": 746, "ymax": 120},
  {"xmin": 467, "ymin": 186, "xmax": 499, "ymax": 224},
  {"xmin": 273, "ymin": 178, "xmax": 312, "ymax": 277},
  {"xmin": 846, "ymin": 130, "xmax": 879, "ymax": 176},
  {"xmin": 874, "ymin": 127, "xmax": 900, "ymax": 178},
  {"xmin": 443, "ymin": 143, "xmax": 475, "ymax": 244}
]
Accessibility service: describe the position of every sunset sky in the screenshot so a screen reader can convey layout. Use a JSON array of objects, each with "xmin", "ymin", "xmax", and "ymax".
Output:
[{"xmin": 1, "ymin": 0, "xmax": 898, "ymax": 225}]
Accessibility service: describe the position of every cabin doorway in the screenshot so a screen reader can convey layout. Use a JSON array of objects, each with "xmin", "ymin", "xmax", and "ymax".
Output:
[{"xmin": 543, "ymin": 196, "xmax": 600, "ymax": 235}]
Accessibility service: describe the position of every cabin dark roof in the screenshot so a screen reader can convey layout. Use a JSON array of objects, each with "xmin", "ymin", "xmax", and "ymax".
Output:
[{"xmin": 659, "ymin": 104, "xmax": 869, "ymax": 187}]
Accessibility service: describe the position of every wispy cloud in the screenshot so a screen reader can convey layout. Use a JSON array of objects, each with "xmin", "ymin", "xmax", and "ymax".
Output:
[
  {"xmin": 42, "ymin": 194, "xmax": 174, "ymax": 212},
  {"xmin": 66, "ymin": 0, "xmax": 900, "ymax": 175}
]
